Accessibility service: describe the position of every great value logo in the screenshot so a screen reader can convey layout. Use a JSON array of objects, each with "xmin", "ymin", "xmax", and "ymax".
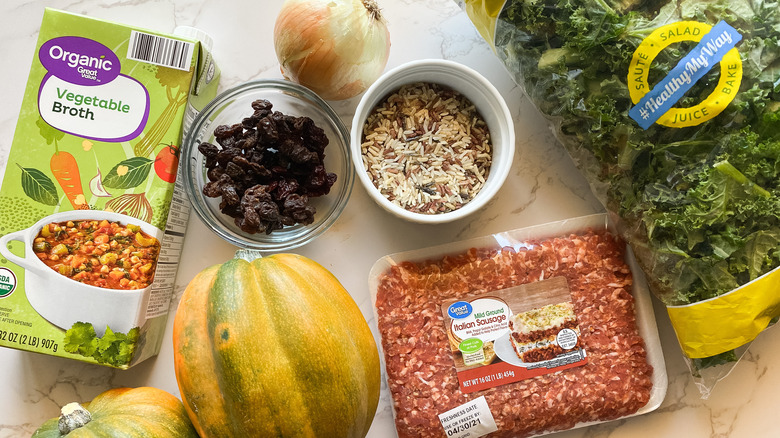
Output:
[
  {"xmin": 628, "ymin": 20, "xmax": 743, "ymax": 129},
  {"xmin": 40, "ymin": 37, "xmax": 121, "ymax": 85}
]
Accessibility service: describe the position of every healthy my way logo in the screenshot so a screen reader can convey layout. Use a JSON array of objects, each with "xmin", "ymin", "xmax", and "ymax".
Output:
[{"xmin": 628, "ymin": 21, "xmax": 743, "ymax": 129}]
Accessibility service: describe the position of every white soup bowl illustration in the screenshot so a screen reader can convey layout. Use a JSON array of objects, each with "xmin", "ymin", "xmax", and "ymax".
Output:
[{"xmin": 0, "ymin": 210, "xmax": 162, "ymax": 335}]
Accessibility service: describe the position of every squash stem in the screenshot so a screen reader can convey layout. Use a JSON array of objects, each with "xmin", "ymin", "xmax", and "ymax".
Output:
[
  {"xmin": 235, "ymin": 249, "xmax": 264, "ymax": 262},
  {"xmin": 58, "ymin": 402, "xmax": 92, "ymax": 435}
]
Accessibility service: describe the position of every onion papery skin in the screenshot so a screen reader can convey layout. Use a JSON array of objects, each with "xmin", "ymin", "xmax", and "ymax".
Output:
[{"xmin": 274, "ymin": 0, "xmax": 391, "ymax": 101}]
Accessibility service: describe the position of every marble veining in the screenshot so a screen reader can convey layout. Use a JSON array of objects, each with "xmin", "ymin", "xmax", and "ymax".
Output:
[{"xmin": 1, "ymin": 0, "xmax": 779, "ymax": 437}]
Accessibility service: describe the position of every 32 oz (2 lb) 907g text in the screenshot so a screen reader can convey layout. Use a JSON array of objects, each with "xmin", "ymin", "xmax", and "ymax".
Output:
[{"xmin": 0, "ymin": 330, "xmax": 58, "ymax": 352}]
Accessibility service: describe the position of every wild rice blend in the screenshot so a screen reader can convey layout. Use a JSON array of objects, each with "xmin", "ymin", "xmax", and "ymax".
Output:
[{"xmin": 360, "ymin": 82, "xmax": 492, "ymax": 214}]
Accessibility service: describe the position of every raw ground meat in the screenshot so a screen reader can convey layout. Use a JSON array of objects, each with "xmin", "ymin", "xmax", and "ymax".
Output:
[{"xmin": 375, "ymin": 229, "xmax": 654, "ymax": 438}]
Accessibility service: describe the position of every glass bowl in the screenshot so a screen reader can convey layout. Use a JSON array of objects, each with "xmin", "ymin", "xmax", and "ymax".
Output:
[{"xmin": 182, "ymin": 79, "xmax": 354, "ymax": 251}]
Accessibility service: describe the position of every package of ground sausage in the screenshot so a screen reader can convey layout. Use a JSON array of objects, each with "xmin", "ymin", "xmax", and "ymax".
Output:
[{"xmin": 370, "ymin": 214, "xmax": 667, "ymax": 438}]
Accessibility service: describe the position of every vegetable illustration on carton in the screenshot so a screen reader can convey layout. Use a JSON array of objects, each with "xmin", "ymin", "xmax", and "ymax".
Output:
[{"xmin": 0, "ymin": 8, "xmax": 220, "ymax": 368}]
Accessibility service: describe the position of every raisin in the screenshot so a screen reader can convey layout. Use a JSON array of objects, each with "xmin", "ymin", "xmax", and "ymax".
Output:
[
  {"xmin": 275, "ymin": 179, "xmax": 300, "ymax": 200},
  {"xmin": 207, "ymin": 167, "xmax": 225, "ymax": 182},
  {"xmin": 198, "ymin": 142, "xmax": 220, "ymax": 158},
  {"xmin": 257, "ymin": 117, "xmax": 279, "ymax": 144},
  {"xmin": 302, "ymin": 165, "xmax": 337, "ymax": 196},
  {"xmin": 251, "ymin": 99, "xmax": 274, "ymax": 112},
  {"xmin": 203, "ymin": 174, "xmax": 232, "ymax": 198},
  {"xmin": 221, "ymin": 185, "xmax": 241, "ymax": 207},
  {"xmin": 282, "ymin": 194, "xmax": 315, "ymax": 225},
  {"xmin": 225, "ymin": 161, "xmax": 245, "ymax": 180},
  {"xmin": 279, "ymin": 138, "xmax": 318, "ymax": 164}
]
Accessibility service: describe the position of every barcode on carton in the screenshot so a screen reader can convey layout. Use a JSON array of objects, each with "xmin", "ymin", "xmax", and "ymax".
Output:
[{"xmin": 127, "ymin": 30, "xmax": 194, "ymax": 71}]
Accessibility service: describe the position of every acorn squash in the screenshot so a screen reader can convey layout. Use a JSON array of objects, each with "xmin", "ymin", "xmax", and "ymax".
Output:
[
  {"xmin": 172, "ymin": 252, "xmax": 381, "ymax": 437},
  {"xmin": 32, "ymin": 386, "xmax": 198, "ymax": 437}
]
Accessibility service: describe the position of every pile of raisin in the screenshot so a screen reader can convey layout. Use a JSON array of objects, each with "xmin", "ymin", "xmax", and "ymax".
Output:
[{"xmin": 198, "ymin": 99, "xmax": 337, "ymax": 234}]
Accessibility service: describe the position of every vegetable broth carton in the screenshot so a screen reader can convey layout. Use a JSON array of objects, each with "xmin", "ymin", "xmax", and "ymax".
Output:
[{"xmin": 0, "ymin": 9, "xmax": 220, "ymax": 368}]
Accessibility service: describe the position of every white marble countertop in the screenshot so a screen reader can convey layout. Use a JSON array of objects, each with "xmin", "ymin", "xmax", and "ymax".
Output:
[{"xmin": 1, "ymin": 1, "xmax": 779, "ymax": 437}]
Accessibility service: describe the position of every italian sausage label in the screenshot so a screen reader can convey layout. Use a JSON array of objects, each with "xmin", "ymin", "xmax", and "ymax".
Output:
[
  {"xmin": 442, "ymin": 276, "xmax": 587, "ymax": 393},
  {"xmin": 438, "ymin": 396, "xmax": 498, "ymax": 438}
]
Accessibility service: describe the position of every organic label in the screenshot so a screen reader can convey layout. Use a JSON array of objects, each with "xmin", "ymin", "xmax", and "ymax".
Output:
[
  {"xmin": 0, "ymin": 268, "xmax": 17, "ymax": 298},
  {"xmin": 39, "ymin": 36, "xmax": 121, "ymax": 85},
  {"xmin": 628, "ymin": 20, "xmax": 743, "ymax": 129}
]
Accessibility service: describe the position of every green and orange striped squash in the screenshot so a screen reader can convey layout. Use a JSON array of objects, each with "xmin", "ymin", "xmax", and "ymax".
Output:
[
  {"xmin": 32, "ymin": 387, "xmax": 198, "ymax": 437},
  {"xmin": 172, "ymin": 252, "xmax": 381, "ymax": 437}
]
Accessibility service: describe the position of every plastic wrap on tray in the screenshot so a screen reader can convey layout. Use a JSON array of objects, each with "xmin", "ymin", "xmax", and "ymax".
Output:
[
  {"xmin": 370, "ymin": 214, "xmax": 667, "ymax": 438},
  {"xmin": 455, "ymin": 0, "xmax": 780, "ymax": 397}
]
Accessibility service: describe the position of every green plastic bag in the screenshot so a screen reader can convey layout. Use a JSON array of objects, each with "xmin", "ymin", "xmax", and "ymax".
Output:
[{"xmin": 457, "ymin": 0, "xmax": 780, "ymax": 398}]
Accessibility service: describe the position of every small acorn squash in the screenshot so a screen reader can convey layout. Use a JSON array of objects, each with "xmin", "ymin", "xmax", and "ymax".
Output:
[
  {"xmin": 172, "ymin": 252, "xmax": 381, "ymax": 438},
  {"xmin": 32, "ymin": 386, "xmax": 198, "ymax": 437}
]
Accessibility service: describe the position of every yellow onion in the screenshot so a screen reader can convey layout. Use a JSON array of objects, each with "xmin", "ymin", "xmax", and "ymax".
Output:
[{"xmin": 274, "ymin": 0, "xmax": 391, "ymax": 101}]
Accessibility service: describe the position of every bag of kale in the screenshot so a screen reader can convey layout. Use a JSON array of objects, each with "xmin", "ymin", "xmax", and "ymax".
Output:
[{"xmin": 456, "ymin": 0, "xmax": 780, "ymax": 397}]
